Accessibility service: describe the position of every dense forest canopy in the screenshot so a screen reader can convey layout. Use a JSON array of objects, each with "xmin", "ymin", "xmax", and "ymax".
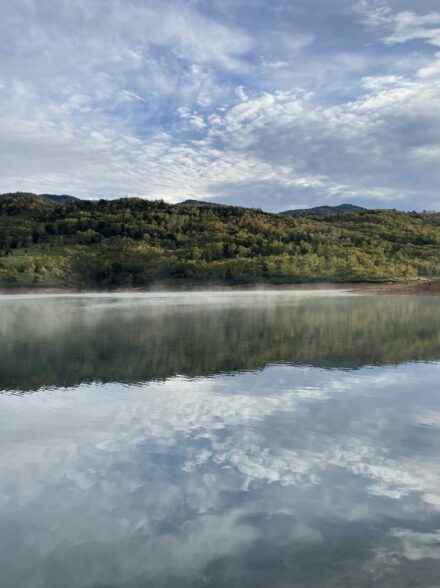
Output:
[{"xmin": 0, "ymin": 192, "xmax": 439, "ymax": 288}]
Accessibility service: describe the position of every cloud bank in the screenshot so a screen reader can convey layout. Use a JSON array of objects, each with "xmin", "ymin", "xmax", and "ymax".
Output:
[{"xmin": 1, "ymin": 0, "xmax": 440, "ymax": 210}]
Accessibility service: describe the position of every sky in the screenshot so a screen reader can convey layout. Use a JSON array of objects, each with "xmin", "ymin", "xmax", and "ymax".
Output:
[{"xmin": 1, "ymin": 0, "xmax": 440, "ymax": 211}]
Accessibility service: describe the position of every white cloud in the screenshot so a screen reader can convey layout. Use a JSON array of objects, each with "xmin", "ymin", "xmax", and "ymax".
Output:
[
  {"xmin": 385, "ymin": 11, "xmax": 440, "ymax": 47},
  {"xmin": 418, "ymin": 52, "xmax": 440, "ymax": 78},
  {"xmin": 1, "ymin": 0, "xmax": 440, "ymax": 209},
  {"xmin": 357, "ymin": 2, "xmax": 440, "ymax": 48},
  {"xmin": 2, "ymin": 63, "xmax": 440, "ymax": 207}
]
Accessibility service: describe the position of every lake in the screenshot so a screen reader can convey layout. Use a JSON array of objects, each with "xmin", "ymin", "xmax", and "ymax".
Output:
[{"xmin": 1, "ymin": 291, "xmax": 440, "ymax": 587}]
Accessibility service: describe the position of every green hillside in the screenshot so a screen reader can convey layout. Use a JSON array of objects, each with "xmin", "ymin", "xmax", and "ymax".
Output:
[
  {"xmin": 281, "ymin": 203, "xmax": 367, "ymax": 217},
  {"xmin": 0, "ymin": 192, "xmax": 439, "ymax": 288}
]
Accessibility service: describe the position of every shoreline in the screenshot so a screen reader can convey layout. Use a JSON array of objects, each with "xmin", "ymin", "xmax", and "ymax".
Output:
[{"xmin": 1, "ymin": 280, "xmax": 440, "ymax": 297}]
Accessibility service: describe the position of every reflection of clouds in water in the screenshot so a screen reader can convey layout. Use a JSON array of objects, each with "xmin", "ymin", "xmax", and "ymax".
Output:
[
  {"xmin": 2, "ymin": 365, "xmax": 440, "ymax": 497},
  {"xmin": 1, "ymin": 362, "xmax": 440, "ymax": 585},
  {"xmin": 373, "ymin": 528, "xmax": 440, "ymax": 576},
  {"xmin": 391, "ymin": 528, "xmax": 440, "ymax": 561}
]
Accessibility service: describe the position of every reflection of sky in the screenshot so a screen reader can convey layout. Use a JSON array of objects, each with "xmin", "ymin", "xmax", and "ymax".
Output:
[{"xmin": 1, "ymin": 362, "xmax": 440, "ymax": 587}]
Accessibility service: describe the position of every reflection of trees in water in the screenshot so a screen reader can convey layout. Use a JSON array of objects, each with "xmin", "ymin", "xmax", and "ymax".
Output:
[{"xmin": 1, "ymin": 297, "xmax": 440, "ymax": 391}]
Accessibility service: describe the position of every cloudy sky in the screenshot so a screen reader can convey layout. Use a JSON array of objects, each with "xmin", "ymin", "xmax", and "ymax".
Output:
[{"xmin": 1, "ymin": 0, "xmax": 440, "ymax": 210}]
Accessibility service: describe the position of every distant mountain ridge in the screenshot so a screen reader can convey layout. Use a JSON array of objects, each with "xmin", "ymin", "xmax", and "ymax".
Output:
[
  {"xmin": 39, "ymin": 193, "xmax": 80, "ymax": 203},
  {"xmin": 178, "ymin": 199, "xmax": 367, "ymax": 216},
  {"xmin": 0, "ymin": 192, "xmax": 79, "ymax": 204},
  {"xmin": 179, "ymin": 199, "xmax": 225, "ymax": 208},
  {"xmin": 1, "ymin": 193, "xmax": 366, "ymax": 216},
  {"xmin": 280, "ymin": 204, "xmax": 367, "ymax": 217}
]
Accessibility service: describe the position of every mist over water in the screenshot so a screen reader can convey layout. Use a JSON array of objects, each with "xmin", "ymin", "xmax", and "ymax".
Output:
[
  {"xmin": 1, "ymin": 292, "xmax": 440, "ymax": 587},
  {"xmin": 2, "ymin": 292, "xmax": 440, "ymax": 390}
]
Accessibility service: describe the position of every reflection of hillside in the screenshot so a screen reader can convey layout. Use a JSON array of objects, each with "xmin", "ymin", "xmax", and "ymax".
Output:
[{"xmin": 1, "ymin": 296, "xmax": 440, "ymax": 391}]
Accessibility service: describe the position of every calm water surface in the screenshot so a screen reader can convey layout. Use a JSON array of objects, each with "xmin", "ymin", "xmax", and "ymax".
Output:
[{"xmin": 1, "ymin": 291, "xmax": 440, "ymax": 587}]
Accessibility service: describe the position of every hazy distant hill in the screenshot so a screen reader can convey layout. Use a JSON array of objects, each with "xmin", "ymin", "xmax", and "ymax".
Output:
[
  {"xmin": 39, "ymin": 193, "xmax": 80, "ymax": 204},
  {"xmin": 179, "ymin": 200, "xmax": 367, "ymax": 217},
  {"xmin": 179, "ymin": 199, "xmax": 224, "ymax": 207},
  {"xmin": 281, "ymin": 204, "xmax": 367, "ymax": 217},
  {"xmin": 0, "ymin": 192, "xmax": 79, "ymax": 204}
]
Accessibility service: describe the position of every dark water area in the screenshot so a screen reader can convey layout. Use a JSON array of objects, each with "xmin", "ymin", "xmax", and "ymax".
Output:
[{"xmin": 1, "ymin": 291, "xmax": 440, "ymax": 587}]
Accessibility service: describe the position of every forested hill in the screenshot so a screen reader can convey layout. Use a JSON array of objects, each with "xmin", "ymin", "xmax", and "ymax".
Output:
[
  {"xmin": 281, "ymin": 204, "xmax": 367, "ymax": 217},
  {"xmin": 0, "ymin": 192, "xmax": 439, "ymax": 288}
]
